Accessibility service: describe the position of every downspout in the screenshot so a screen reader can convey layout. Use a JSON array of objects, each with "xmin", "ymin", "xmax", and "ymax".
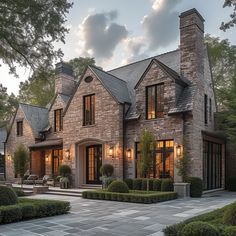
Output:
[{"xmin": 122, "ymin": 104, "xmax": 126, "ymax": 180}]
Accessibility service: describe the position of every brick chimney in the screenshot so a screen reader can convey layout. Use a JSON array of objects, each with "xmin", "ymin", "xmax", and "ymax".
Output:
[
  {"xmin": 55, "ymin": 62, "xmax": 76, "ymax": 96},
  {"xmin": 179, "ymin": 9, "xmax": 205, "ymax": 85}
]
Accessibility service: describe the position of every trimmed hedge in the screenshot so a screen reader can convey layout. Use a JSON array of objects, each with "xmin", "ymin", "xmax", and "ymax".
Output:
[
  {"xmin": 82, "ymin": 190, "xmax": 177, "ymax": 204},
  {"xmin": 161, "ymin": 179, "xmax": 174, "ymax": 192},
  {"xmin": 0, "ymin": 186, "xmax": 18, "ymax": 206},
  {"xmin": 133, "ymin": 178, "xmax": 142, "ymax": 190},
  {"xmin": 224, "ymin": 202, "xmax": 236, "ymax": 226},
  {"xmin": 123, "ymin": 179, "xmax": 133, "ymax": 190},
  {"xmin": 108, "ymin": 180, "xmax": 129, "ymax": 193},
  {"xmin": 13, "ymin": 188, "xmax": 26, "ymax": 197},
  {"xmin": 181, "ymin": 221, "xmax": 219, "ymax": 236},
  {"xmin": 153, "ymin": 179, "xmax": 162, "ymax": 191},
  {"xmin": 0, "ymin": 198, "xmax": 70, "ymax": 224},
  {"xmin": 224, "ymin": 226, "xmax": 236, "ymax": 236},
  {"xmin": 227, "ymin": 177, "xmax": 236, "ymax": 192},
  {"xmin": 187, "ymin": 177, "xmax": 203, "ymax": 197}
]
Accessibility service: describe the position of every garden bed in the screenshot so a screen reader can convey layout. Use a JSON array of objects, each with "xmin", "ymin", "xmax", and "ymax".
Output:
[
  {"xmin": 0, "ymin": 198, "xmax": 70, "ymax": 224},
  {"xmin": 163, "ymin": 201, "xmax": 236, "ymax": 236},
  {"xmin": 82, "ymin": 190, "xmax": 177, "ymax": 204}
]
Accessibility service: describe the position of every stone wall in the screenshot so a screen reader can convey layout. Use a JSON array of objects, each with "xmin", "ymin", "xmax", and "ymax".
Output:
[
  {"xmin": 63, "ymin": 68, "xmax": 124, "ymax": 186},
  {"xmin": 5, "ymin": 107, "xmax": 35, "ymax": 180}
]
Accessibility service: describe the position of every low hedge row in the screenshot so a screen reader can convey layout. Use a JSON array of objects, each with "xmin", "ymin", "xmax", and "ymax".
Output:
[
  {"xmin": 0, "ymin": 198, "xmax": 70, "ymax": 224},
  {"xmin": 82, "ymin": 190, "xmax": 177, "ymax": 204}
]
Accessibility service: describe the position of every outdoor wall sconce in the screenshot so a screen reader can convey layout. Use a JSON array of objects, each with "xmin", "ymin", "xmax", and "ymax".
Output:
[
  {"xmin": 176, "ymin": 145, "xmax": 182, "ymax": 158},
  {"xmin": 65, "ymin": 149, "xmax": 70, "ymax": 160},
  {"xmin": 109, "ymin": 146, "xmax": 114, "ymax": 158},
  {"xmin": 127, "ymin": 149, "xmax": 131, "ymax": 159},
  {"xmin": 7, "ymin": 154, "xmax": 11, "ymax": 161},
  {"xmin": 45, "ymin": 155, "xmax": 49, "ymax": 162}
]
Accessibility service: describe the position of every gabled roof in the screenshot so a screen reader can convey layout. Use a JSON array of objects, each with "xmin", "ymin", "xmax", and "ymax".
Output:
[
  {"xmin": 19, "ymin": 103, "xmax": 49, "ymax": 138},
  {"xmin": 89, "ymin": 66, "xmax": 131, "ymax": 104},
  {"xmin": 48, "ymin": 93, "xmax": 71, "ymax": 111}
]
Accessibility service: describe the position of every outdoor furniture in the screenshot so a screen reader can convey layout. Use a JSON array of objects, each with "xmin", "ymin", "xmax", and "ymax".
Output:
[
  {"xmin": 23, "ymin": 174, "xmax": 38, "ymax": 185},
  {"xmin": 35, "ymin": 175, "xmax": 50, "ymax": 185}
]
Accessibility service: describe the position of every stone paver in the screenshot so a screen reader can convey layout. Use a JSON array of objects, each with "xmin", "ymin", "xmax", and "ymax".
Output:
[{"xmin": 0, "ymin": 191, "xmax": 235, "ymax": 236}]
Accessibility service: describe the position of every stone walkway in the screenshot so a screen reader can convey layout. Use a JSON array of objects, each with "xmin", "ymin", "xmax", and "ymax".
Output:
[{"xmin": 0, "ymin": 191, "xmax": 235, "ymax": 236}]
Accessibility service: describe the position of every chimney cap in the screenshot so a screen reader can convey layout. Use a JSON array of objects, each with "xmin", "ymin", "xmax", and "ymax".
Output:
[
  {"xmin": 179, "ymin": 8, "xmax": 205, "ymax": 22},
  {"xmin": 55, "ymin": 61, "xmax": 74, "ymax": 77}
]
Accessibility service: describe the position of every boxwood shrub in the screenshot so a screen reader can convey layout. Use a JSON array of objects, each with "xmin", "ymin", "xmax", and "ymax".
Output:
[
  {"xmin": 0, "ymin": 186, "xmax": 18, "ymax": 206},
  {"xmin": 153, "ymin": 179, "xmax": 162, "ymax": 191},
  {"xmin": 123, "ymin": 179, "xmax": 133, "ymax": 190},
  {"xmin": 187, "ymin": 177, "xmax": 203, "ymax": 197},
  {"xmin": 181, "ymin": 221, "xmax": 219, "ymax": 236},
  {"xmin": 0, "ymin": 198, "xmax": 70, "ymax": 224},
  {"xmin": 107, "ymin": 180, "xmax": 129, "ymax": 193},
  {"xmin": 223, "ymin": 202, "xmax": 236, "ymax": 226},
  {"xmin": 82, "ymin": 190, "xmax": 177, "ymax": 204},
  {"xmin": 133, "ymin": 178, "xmax": 142, "ymax": 190},
  {"xmin": 161, "ymin": 179, "xmax": 174, "ymax": 192}
]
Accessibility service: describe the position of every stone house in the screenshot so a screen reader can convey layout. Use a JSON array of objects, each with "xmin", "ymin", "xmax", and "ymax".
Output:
[{"xmin": 5, "ymin": 9, "xmax": 225, "ymax": 190}]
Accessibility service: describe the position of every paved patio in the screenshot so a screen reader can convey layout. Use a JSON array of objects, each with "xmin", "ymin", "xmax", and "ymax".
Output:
[{"xmin": 0, "ymin": 191, "xmax": 235, "ymax": 236}]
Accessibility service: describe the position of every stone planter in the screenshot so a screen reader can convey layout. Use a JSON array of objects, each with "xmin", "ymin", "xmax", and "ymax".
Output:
[{"xmin": 174, "ymin": 182, "xmax": 190, "ymax": 198}]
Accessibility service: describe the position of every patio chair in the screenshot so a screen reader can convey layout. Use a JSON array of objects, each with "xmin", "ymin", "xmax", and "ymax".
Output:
[
  {"xmin": 23, "ymin": 174, "xmax": 38, "ymax": 185},
  {"xmin": 35, "ymin": 175, "xmax": 50, "ymax": 186}
]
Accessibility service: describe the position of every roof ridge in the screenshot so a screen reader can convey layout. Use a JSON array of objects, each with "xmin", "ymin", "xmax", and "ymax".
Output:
[
  {"xmin": 19, "ymin": 102, "xmax": 48, "ymax": 110},
  {"xmin": 108, "ymin": 49, "xmax": 180, "ymax": 73},
  {"xmin": 89, "ymin": 65, "xmax": 127, "ymax": 84}
]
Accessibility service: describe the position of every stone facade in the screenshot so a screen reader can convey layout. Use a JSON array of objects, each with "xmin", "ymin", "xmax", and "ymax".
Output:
[{"xmin": 4, "ymin": 8, "xmax": 225, "ymax": 190}]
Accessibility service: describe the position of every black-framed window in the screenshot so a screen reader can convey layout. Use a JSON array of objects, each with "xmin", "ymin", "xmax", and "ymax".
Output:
[
  {"xmin": 209, "ymin": 98, "xmax": 212, "ymax": 122},
  {"xmin": 135, "ymin": 140, "xmax": 174, "ymax": 179},
  {"xmin": 83, "ymin": 94, "xmax": 95, "ymax": 126},
  {"xmin": 52, "ymin": 149, "xmax": 63, "ymax": 176},
  {"xmin": 16, "ymin": 121, "xmax": 23, "ymax": 136},
  {"xmin": 204, "ymin": 94, "xmax": 208, "ymax": 124},
  {"xmin": 146, "ymin": 84, "xmax": 164, "ymax": 120},
  {"xmin": 54, "ymin": 109, "xmax": 63, "ymax": 132}
]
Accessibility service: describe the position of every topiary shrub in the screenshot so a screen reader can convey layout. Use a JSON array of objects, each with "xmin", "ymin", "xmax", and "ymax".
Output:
[
  {"xmin": 224, "ymin": 226, "xmax": 236, "ymax": 236},
  {"xmin": 153, "ymin": 179, "xmax": 162, "ymax": 191},
  {"xmin": 187, "ymin": 177, "xmax": 203, "ymax": 197},
  {"xmin": 133, "ymin": 178, "xmax": 142, "ymax": 190},
  {"xmin": 100, "ymin": 164, "xmax": 114, "ymax": 177},
  {"xmin": 224, "ymin": 203, "xmax": 236, "ymax": 226},
  {"xmin": 181, "ymin": 221, "xmax": 219, "ymax": 236},
  {"xmin": 161, "ymin": 179, "xmax": 174, "ymax": 192},
  {"xmin": 123, "ymin": 179, "xmax": 133, "ymax": 190},
  {"xmin": 58, "ymin": 165, "xmax": 72, "ymax": 177},
  {"xmin": 107, "ymin": 180, "xmax": 129, "ymax": 193},
  {"xmin": 0, "ymin": 186, "xmax": 18, "ymax": 206},
  {"xmin": 227, "ymin": 177, "xmax": 236, "ymax": 191}
]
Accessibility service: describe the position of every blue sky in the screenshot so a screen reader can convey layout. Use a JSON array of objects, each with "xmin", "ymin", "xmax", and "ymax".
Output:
[{"xmin": 1, "ymin": 0, "xmax": 235, "ymax": 95}]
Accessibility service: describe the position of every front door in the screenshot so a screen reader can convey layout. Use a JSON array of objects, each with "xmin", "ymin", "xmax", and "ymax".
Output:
[{"xmin": 86, "ymin": 145, "xmax": 102, "ymax": 184}]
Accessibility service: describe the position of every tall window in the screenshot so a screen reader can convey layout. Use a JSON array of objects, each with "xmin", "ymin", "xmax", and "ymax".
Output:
[
  {"xmin": 135, "ymin": 140, "xmax": 174, "ymax": 179},
  {"xmin": 146, "ymin": 84, "xmax": 164, "ymax": 120},
  {"xmin": 83, "ymin": 94, "xmax": 95, "ymax": 126},
  {"xmin": 52, "ymin": 149, "xmax": 63, "ymax": 176},
  {"xmin": 54, "ymin": 109, "xmax": 63, "ymax": 132},
  {"xmin": 209, "ymin": 98, "xmax": 212, "ymax": 122},
  {"xmin": 204, "ymin": 94, "xmax": 208, "ymax": 124},
  {"xmin": 16, "ymin": 121, "xmax": 23, "ymax": 136}
]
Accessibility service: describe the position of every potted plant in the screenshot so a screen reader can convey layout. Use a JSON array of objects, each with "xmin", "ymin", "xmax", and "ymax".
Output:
[
  {"xmin": 100, "ymin": 164, "xmax": 114, "ymax": 189},
  {"xmin": 58, "ymin": 165, "xmax": 72, "ymax": 189}
]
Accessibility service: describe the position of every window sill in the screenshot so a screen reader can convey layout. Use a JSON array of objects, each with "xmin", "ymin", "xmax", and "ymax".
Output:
[
  {"xmin": 144, "ymin": 117, "xmax": 165, "ymax": 122},
  {"xmin": 82, "ymin": 124, "xmax": 96, "ymax": 128}
]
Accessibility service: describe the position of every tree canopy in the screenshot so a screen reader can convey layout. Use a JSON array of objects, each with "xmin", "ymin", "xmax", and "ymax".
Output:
[
  {"xmin": 221, "ymin": 0, "xmax": 236, "ymax": 31},
  {"xmin": 0, "ymin": 0, "xmax": 72, "ymax": 75}
]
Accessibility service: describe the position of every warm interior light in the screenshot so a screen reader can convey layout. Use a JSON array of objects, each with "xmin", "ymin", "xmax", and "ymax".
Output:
[
  {"xmin": 127, "ymin": 149, "xmax": 131, "ymax": 158},
  {"xmin": 109, "ymin": 147, "xmax": 114, "ymax": 157}
]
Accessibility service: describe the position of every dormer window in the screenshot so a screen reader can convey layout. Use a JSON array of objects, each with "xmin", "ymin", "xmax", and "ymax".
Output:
[
  {"xmin": 146, "ymin": 84, "xmax": 164, "ymax": 120},
  {"xmin": 16, "ymin": 121, "xmax": 23, "ymax": 136},
  {"xmin": 54, "ymin": 109, "xmax": 63, "ymax": 132},
  {"xmin": 83, "ymin": 94, "xmax": 95, "ymax": 126}
]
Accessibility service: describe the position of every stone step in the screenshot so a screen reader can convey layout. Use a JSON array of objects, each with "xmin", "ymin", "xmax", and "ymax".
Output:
[
  {"xmin": 45, "ymin": 191, "xmax": 82, "ymax": 197},
  {"xmin": 81, "ymin": 184, "xmax": 102, "ymax": 189}
]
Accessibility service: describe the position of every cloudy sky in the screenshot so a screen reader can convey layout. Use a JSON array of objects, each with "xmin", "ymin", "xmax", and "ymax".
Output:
[{"xmin": 1, "ymin": 0, "xmax": 235, "ymax": 95}]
